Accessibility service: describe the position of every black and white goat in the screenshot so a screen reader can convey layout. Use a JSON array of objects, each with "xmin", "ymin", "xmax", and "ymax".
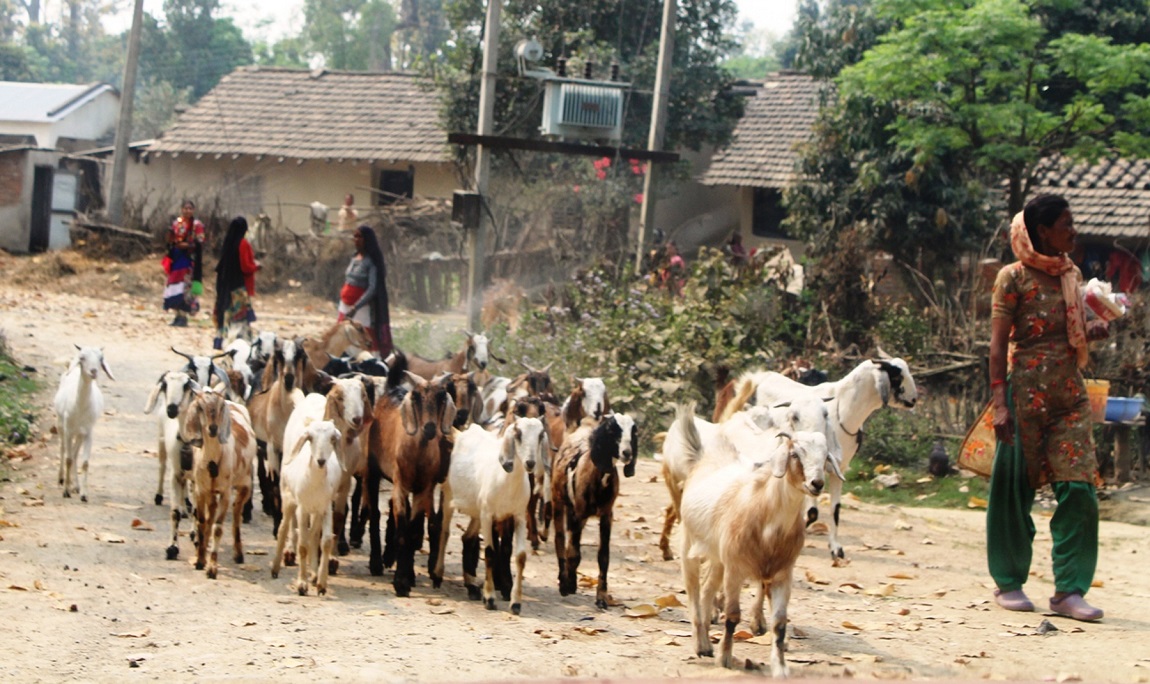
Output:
[{"xmin": 551, "ymin": 412, "xmax": 636, "ymax": 609}]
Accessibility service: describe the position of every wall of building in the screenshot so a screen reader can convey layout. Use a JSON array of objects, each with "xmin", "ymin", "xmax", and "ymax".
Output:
[
  {"xmin": 120, "ymin": 154, "xmax": 457, "ymax": 236},
  {"xmin": 0, "ymin": 149, "xmax": 63, "ymax": 253},
  {"xmin": 48, "ymin": 92, "xmax": 120, "ymax": 148}
]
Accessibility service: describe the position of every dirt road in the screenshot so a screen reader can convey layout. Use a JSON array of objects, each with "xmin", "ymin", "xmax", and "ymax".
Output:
[{"xmin": 1, "ymin": 265, "xmax": 1148, "ymax": 682}]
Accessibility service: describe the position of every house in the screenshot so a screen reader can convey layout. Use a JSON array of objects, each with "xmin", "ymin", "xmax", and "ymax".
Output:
[
  {"xmin": 698, "ymin": 70, "xmax": 822, "ymax": 257},
  {"xmin": 122, "ymin": 66, "xmax": 456, "ymax": 236},
  {"xmin": 0, "ymin": 82, "xmax": 119, "ymax": 253}
]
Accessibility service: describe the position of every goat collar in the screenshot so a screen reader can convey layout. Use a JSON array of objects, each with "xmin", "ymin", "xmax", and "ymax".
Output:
[{"xmin": 835, "ymin": 401, "xmax": 864, "ymax": 448}]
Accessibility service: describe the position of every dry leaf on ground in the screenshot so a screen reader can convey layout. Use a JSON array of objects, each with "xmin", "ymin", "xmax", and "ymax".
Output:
[
  {"xmin": 654, "ymin": 594, "xmax": 683, "ymax": 608},
  {"xmin": 624, "ymin": 604, "xmax": 659, "ymax": 618}
]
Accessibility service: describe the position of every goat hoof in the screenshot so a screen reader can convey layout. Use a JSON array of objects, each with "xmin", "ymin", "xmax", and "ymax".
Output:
[
  {"xmin": 317, "ymin": 585, "xmax": 327, "ymax": 596},
  {"xmin": 328, "ymin": 559, "xmax": 339, "ymax": 575},
  {"xmin": 531, "ymin": 540, "xmax": 540, "ymax": 552},
  {"xmin": 501, "ymin": 589, "xmax": 511, "ymax": 602},
  {"xmin": 235, "ymin": 553, "xmax": 245, "ymax": 565},
  {"xmin": 393, "ymin": 583, "xmax": 411, "ymax": 598},
  {"xmin": 337, "ymin": 540, "xmax": 350, "ymax": 556},
  {"xmin": 511, "ymin": 603, "xmax": 521, "ymax": 616},
  {"xmin": 466, "ymin": 585, "xmax": 483, "ymax": 601},
  {"xmin": 271, "ymin": 569, "xmax": 279, "ymax": 579},
  {"xmin": 431, "ymin": 577, "xmax": 442, "ymax": 589},
  {"xmin": 80, "ymin": 494, "xmax": 87, "ymax": 502},
  {"xmin": 165, "ymin": 545, "xmax": 179, "ymax": 561},
  {"xmin": 298, "ymin": 584, "xmax": 308, "ymax": 596},
  {"xmin": 242, "ymin": 512, "xmax": 252, "ymax": 524},
  {"xmin": 207, "ymin": 567, "xmax": 217, "ymax": 580},
  {"xmin": 595, "ymin": 598, "xmax": 608, "ymax": 610},
  {"xmin": 751, "ymin": 622, "xmax": 767, "ymax": 637},
  {"xmin": 485, "ymin": 598, "xmax": 496, "ymax": 610},
  {"xmin": 154, "ymin": 493, "xmax": 164, "ymax": 506},
  {"xmin": 63, "ymin": 490, "xmax": 71, "ymax": 498},
  {"xmin": 662, "ymin": 549, "xmax": 674, "ymax": 562},
  {"xmin": 195, "ymin": 561, "xmax": 205, "ymax": 570},
  {"xmin": 283, "ymin": 552, "xmax": 296, "ymax": 567},
  {"xmin": 698, "ymin": 648, "xmax": 714, "ymax": 658},
  {"xmin": 349, "ymin": 539, "xmax": 362, "ymax": 549},
  {"xmin": 833, "ymin": 547, "xmax": 845, "ymax": 560},
  {"xmin": 369, "ymin": 559, "xmax": 383, "ymax": 577}
]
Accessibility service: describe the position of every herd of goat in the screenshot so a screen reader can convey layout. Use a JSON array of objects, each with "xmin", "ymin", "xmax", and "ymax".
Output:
[{"xmin": 51, "ymin": 321, "xmax": 919, "ymax": 676}]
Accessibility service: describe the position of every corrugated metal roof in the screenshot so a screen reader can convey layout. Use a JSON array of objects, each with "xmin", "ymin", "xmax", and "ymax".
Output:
[
  {"xmin": 0, "ymin": 82, "xmax": 116, "ymax": 123},
  {"xmin": 148, "ymin": 67, "xmax": 450, "ymax": 163},
  {"xmin": 1031, "ymin": 157, "xmax": 1150, "ymax": 240},
  {"xmin": 699, "ymin": 71, "xmax": 822, "ymax": 189}
]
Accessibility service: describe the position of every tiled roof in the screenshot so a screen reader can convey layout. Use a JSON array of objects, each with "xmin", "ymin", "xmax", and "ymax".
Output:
[
  {"xmin": 149, "ymin": 67, "xmax": 450, "ymax": 163},
  {"xmin": 1031, "ymin": 157, "xmax": 1150, "ymax": 240},
  {"xmin": 699, "ymin": 71, "xmax": 822, "ymax": 188}
]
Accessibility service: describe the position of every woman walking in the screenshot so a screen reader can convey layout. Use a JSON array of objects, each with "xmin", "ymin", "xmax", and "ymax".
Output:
[
  {"xmin": 164, "ymin": 200, "xmax": 205, "ymax": 326},
  {"xmin": 213, "ymin": 216, "xmax": 260, "ymax": 349},
  {"xmin": 337, "ymin": 225, "xmax": 392, "ymax": 355},
  {"xmin": 987, "ymin": 194, "xmax": 1109, "ymax": 622}
]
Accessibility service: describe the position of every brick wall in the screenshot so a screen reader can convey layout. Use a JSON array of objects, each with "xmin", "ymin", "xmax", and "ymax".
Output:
[{"xmin": 0, "ymin": 153, "xmax": 25, "ymax": 207}]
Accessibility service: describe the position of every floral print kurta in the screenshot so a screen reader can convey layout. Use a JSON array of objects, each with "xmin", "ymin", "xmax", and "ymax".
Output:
[{"xmin": 992, "ymin": 262, "xmax": 1096, "ymax": 488}]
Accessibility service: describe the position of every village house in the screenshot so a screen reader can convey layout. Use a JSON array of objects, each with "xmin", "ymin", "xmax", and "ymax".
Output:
[
  {"xmin": 0, "ymin": 81, "xmax": 118, "ymax": 253},
  {"xmin": 120, "ymin": 66, "xmax": 456, "ymax": 237}
]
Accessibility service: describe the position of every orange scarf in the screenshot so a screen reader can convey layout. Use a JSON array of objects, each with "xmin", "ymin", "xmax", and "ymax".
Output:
[{"xmin": 1009, "ymin": 211, "xmax": 1088, "ymax": 368}]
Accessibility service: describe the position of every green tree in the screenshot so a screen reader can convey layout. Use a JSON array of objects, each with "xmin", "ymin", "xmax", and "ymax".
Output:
[
  {"xmin": 436, "ymin": 0, "xmax": 743, "ymax": 152},
  {"xmin": 303, "ymin": 0, "xmax": 396, "ymax": 71},
  {"xmin": 132, "ymin": 76, "xmax": 192, "ymax": 139},
  {"xmin": 722, "ymin": 19, "xmax": 780, "ymax": 80},
  {"xmin": 161, "ymin": 0, "xmax": 253, "ymax": 99},
  {"xmin": 837, "ymin": 0, "xmax": 1150, "ymax": 215}
]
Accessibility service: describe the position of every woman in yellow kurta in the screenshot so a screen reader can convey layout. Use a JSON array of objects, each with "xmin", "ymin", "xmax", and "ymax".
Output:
[{"xmin": 987, "ymin": 194, "xmax": 1109, "ymax": 621}]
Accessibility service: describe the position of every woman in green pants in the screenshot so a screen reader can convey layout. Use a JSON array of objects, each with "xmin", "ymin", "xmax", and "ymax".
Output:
[{"xmin": 987, "ymin": 194, "xmax": 1110, "ymax": 622}]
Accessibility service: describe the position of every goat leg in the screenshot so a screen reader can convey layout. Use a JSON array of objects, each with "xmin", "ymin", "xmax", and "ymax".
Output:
[
  {"xmin": 682, "ymin": 539, "xmax": 712, "ymax": 658},
  {"xmin": 481, "ymin": 513, "xmax": 498, "ymax": 610},
  {"xmin": 659, "ymin": 502, "xmax": 677, "ymax": 561},
  {"xmin": 496, "ymin": 518, "xmax": 514, "ymax": 601},
  {"xmin": 564, "ymin": 514, "xmax": 585, "ymax": 597},
  {"xmin": 718, "ymin": 569, "xmax": 743, "ymax": 669},
  {"xmin": 767, "ymin": 571, "xmax": 793, "ymax": 678},
  {"xmin": 366, "ymin": 459, "xmax": 384, "ymax": 577},
  {"xmin": 595, "ymin": 511, "xmax": 612, "ymax": 609},
  {"xmin": 461, "ymin": 520, "xmax": 482, "ymax": 600},
  {"xmin": 257, "ymin": 440, "xmax": 276, "ymax": 516},
  {"xmin": 349, "ymin": 474, "xmax": 366, "ymax": 549},
  {"xmin": 510, "ymin": 516, "xmax": 527, "ymax": 615}
]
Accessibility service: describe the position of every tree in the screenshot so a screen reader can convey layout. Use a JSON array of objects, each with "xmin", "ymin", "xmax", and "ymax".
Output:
[
  {"xmin": 837, "ymin": 0, "xmax": 1150, "ymax": 215},
  {"xmin": 721, "ymin": 20, "xmax": 780, "ymax": 80},
  {"xmin": 161, "ymin": 0, "xmax": 253, "ymax": 99},
  {"xmin": 303, "ymin": 0, "xmax": 397, "ymax": 71}
]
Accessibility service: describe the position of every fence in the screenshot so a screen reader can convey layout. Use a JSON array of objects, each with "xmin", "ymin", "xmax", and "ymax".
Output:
[{"xmin": 399, "ymin": 248, "xmax": 563, "ymax": 312}]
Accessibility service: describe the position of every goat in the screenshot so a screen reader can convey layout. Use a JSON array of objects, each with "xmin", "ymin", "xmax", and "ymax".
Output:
[
  {"xmin": 406, "ymin": 331, "xmax": 504, "ymax": 380},
  {"xmin": 222, "ymin": 339, "xmax": 256, "ymax": 401},
  {"xmin": 676, "ymin": 404, "xmax": 833, "ymax": 675},
  {"xmin": 247, "ymin": 330, "xmax": 278, "ymax": 387},
  {"xmin": 365, "ymin": 368, "xmax": 457, "ymax": 596},
  {"xmin": 530, "ymin": 376, "xmax": 611, "ymax": 550},
  {"xmin": 436, "ymin": 405, "xmax": 550, "ymax": 613},
  {"xmin": 171, "ymin": 347, "xmax": 233, "ymax": 397},
  {"xmin": 180, "ymin": 388, "xmax": 256, "ymax": 578},
  {"xmin": 719, "ymin": 358, "xmax": 919, "ymax": 559},
  {"xmin": 53, "ymin": 346, "xmax": 114, "ymax": 502},
  {"xmin": 309, "ymin": 376, "xmax": 374, "ymax": 558},
  {"xmin": 299, "ymin": 319, "xmax": 373, "ymax": 373},
  {"xmin": 552, "ymin": 412, "xmax": 637, "ymax": 609},
  {"xmin": 143, "ymin": 370, "xmax": 201, "ymax": 559},
  {"xmin": 247, "ymin": 338, "xmax": 306, "ymax": 535},
  {"xmin": 272, "ymin": 419, "xmax": 343, "ymax": 596}
]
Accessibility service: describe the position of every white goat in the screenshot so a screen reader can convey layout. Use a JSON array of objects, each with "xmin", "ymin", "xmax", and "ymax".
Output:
[
  {"xmin": 722, "ymin": 358, "xmax": 918, "ymax": 559},
  {"xmin": 53, "ymin": 346, "xmax": 114, "ymax": 502},
  {"xmin": 677, "ymin": 404, "xmax": 833, "ymax": 676},
  {"xmin": 272, "ymin": 418, "xmax": 343, "ymax": 596},
  {"xmin": 222, "ymin": 338, "xmax": 255, "ymax": 401},
  {"xmin": 436, "ymin": 409, "xmax": 550, "ymax": 614},
  {"xmin": 143, "ymin": 370, "xmax": 200, "ymax": 559}
]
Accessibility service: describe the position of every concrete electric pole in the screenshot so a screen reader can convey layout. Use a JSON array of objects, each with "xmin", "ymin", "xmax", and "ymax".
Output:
[
  {"xmin": 106, "ymin": 0, "xmax": 145, "ymax": 226},
  {"xmin": 633, "ymin": 0, "xmax": 676, "ymax": 274}
]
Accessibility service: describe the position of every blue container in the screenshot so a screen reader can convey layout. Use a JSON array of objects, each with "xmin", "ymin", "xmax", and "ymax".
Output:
[{"xmin": 1105, "ymin": 397, "xmax": 1144, "ymax": 422}]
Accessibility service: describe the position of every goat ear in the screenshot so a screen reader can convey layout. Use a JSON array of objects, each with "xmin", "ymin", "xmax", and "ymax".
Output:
[
  {"xmin": 100, "ymin": 355, "xmax": 116, "ymax": 381},
  {"xmin": 875, "ymin": 366, "xmax": 892, "ymax": 407},
  {"xmin": 290, "ymin": 430, "xmax": 311, "ymax": 462},
  {"xmin": 439, "ymin": 393, "xmax": 457, "ymax": 436},
  {"xmin": 74, "ymin": 343, "xmax": 82, "ymax": 352},
  {"xmin": 602, "ymin": 392, "xmax": 611, "ymax": 415},
  {"xmin": 218, "ymin": 402, "xmax": 233, "ymax": 444},
  {"xmin": 400, "ymin": 393, "xmax": 419, "ymax": 436},
  {"xmin": 182, "ymin": 401, "xmax": 202, "ymax": 443},
  {"xmin": 404, "ymin": 371, "xmax": 427, "ymax": 388},
  {"xmin": 144, "ymin": 376, "xmax": 165, "ymax": 414},
  {"xmin": 772, "ymin": 436, "xmax": 793, "ymax": 478},
  {"xmin": 827, "ymin": 451, "xmax": 846, "ymax": 482}
]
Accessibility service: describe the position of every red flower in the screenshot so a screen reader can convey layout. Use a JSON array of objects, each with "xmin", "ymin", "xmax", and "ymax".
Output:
[{"xmin": 633, "ymin": 193, "xmax": 644, "ymax": 204}]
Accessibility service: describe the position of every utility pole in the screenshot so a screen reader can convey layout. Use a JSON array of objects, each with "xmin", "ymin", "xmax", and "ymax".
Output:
[
  {"xmin": 634, "ymin": 0, "xmax": 676, "ymax": 274},
  {"xmin": 466, "ymin": 0, "xmax": 502, "ymax": 331},
  {"xmin": 107, "ymin": 0, "xmax": 144, "ymax": 226}
]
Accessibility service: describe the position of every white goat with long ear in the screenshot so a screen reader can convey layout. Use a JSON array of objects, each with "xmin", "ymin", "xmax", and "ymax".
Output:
[
  {"xmin": 272, "ymin": 419, "xmax": 343, "ymax": 596},
  {"xmin": 144, "ymin": 370, "xmax": 196, "ymax": 507},
  {"xmin": 436, "ymin": 404, "xmax": 550, "ymax": 614},
  {"xmin": 719, "ymin": 357, "xmax": 918, "ymax": 559},
  {"xmin": 53, "ymin": 346, "xmax": 114, "ymax": 502},
  {"xmin": 676, "ymin": 403, "xmax": 833, "ymax": 676}
]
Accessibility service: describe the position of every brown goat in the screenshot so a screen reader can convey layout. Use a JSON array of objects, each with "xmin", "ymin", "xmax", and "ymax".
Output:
[
  {"xmin": 181, "ymin": 388, "xmax": 256, "ymax": 579},
  {"xmin": 299, "ymin": 319, "xmax": 373, "ymax": 373},
  {"xmin": 366, "ymin": 363, "xmax": 457, "ymax": 596},
  {"xmin": 247, "ymin": 338, "xmax": 305, "ymax": 536},
  {"xmin": 406, "ymin": 332, "xmax": 503, "ymax": 380},
  {"xmin": 552, "ymin": 413, "xmax": 637, "ymax": 608}
]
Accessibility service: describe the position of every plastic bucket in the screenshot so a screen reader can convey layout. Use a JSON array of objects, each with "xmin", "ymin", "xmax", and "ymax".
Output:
[{"xmin": 1085, "ymin": 379, "xmax": 1110, "ymax": 423}]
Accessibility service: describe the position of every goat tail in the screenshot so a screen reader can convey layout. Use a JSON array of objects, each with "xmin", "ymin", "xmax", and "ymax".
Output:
[
  {"xmin": 674, "ymin": 402, "xmax": 704, "ymax": 466},
  {"xmin": 717, "ymin": 377, "xmax": 755, "ymax": 423}
]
